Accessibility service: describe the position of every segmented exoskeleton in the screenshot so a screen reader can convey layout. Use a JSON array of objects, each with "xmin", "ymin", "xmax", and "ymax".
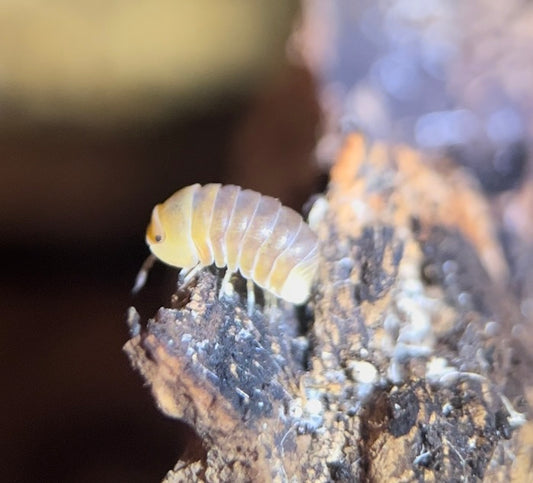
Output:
[{"xmin": 134, "ymin": 183, "xmax": 319, "ymax": 308}]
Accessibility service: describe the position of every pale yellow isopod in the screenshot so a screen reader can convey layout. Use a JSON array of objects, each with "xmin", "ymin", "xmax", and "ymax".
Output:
[{"xmin": 134, "ymin": 184, "xmax": 319, "ymax": 308}]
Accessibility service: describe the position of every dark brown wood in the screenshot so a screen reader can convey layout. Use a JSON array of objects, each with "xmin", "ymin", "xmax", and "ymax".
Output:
[{"xmin": 124, "ymin": 135, "xmax": 530, "ymax": 482}]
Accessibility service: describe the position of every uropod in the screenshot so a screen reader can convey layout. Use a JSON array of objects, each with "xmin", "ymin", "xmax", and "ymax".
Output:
[{"xmin": 134, "ymin": 184, "xmax": 319, "ymax": 311}]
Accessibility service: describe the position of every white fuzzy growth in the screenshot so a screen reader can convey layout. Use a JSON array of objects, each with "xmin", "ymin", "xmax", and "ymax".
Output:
[
  {"xmin": 349, "ymin": 360, "xmax": 380, "ymax": 400},
  {"xmin": 348, "ymin": 360, "xmax": 379, "ymax": 384},
  {"xmin": 426, "ymin": 357, "xmax": 457, "ymax": 384}
]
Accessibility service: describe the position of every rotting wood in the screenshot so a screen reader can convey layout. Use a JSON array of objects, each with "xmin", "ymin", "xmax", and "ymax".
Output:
[{"xmin": 124, "ymin": 134, "xmax": 530, "ymax": 482}]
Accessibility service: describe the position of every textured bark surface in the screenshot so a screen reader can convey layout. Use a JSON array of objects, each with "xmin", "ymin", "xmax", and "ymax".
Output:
[{"xmin": 124, "ymin": 134, "xmax": 530, "ymax": 482}]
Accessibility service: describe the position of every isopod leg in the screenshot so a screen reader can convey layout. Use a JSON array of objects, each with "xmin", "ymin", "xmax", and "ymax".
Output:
[
  {"xmin": 263, "ymin": 291, "xmax": 280, "ymax": 323},
  {"xmin": 132, "ymin": 254, "xmax": 157, "ymax": 294},
  {"xmin": 247, "ymin": 279, "xmax": 255, "ymax": 316},
  {"xmin": 219, "ymin": 269, "xmax": 234, "ymax": 299},
  {"xmin": 264, "ymin": 291, "xmax": 278, "ymax": 313},
  {"xmin": 180, "ymin": 263, "xmax": 202, "ymax": 288}
]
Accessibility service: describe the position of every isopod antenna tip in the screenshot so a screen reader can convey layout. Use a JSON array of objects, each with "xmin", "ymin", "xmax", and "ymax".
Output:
[{"xmin": 132, "ymin": 254, "xmax": 157, "ymax": 294}]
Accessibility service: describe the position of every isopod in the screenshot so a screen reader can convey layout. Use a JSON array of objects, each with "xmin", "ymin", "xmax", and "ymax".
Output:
[{"xmin": 134, "ymin": 183, "xmax": 319, "ymax": 307}]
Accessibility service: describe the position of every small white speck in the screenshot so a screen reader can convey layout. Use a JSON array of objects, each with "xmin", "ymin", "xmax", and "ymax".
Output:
[
  {"xmin": 306, "ymin": 398, "xmax": 323, "ymax": 416},
  {"xmin": 442, "ymin": 402, "xmax": 453, "ymax": 416},
  {"xmin": 348, "ymin": 361, "xmax": 378, "ymax": 384},
  {"xmin": 320, "ymin": 351, "xmax": 337, "ymax": 363},
  {"xmin": 426, "ymin": 357, "xmax": 456, "ymax": 384}
]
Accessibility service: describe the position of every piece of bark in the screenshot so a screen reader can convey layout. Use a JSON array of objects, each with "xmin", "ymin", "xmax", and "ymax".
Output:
[{"xmin": 124, "ymin": 134, "xmax": 529, "ymax": 482}]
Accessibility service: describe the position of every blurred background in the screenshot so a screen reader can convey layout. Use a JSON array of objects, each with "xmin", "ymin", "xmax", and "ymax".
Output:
[{"xmin": 2, "ymin": 1, "xmax": 532, "ymax": 481}]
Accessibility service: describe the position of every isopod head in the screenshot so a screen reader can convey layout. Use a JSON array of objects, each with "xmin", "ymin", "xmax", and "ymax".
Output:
[{"xmin": 146, "ymin": 184, "xmax": 200, "ymax": 270}]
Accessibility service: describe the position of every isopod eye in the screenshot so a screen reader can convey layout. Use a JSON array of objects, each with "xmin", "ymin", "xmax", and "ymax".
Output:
[{"xmin": 146, "ymin": 205, "xmax": 166, "ymax": 245}]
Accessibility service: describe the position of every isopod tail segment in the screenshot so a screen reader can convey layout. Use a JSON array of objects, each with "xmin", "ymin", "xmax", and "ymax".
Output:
[{"xmin": 133, "ymin": 183, "xmax": 320, "ymax": 315}]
